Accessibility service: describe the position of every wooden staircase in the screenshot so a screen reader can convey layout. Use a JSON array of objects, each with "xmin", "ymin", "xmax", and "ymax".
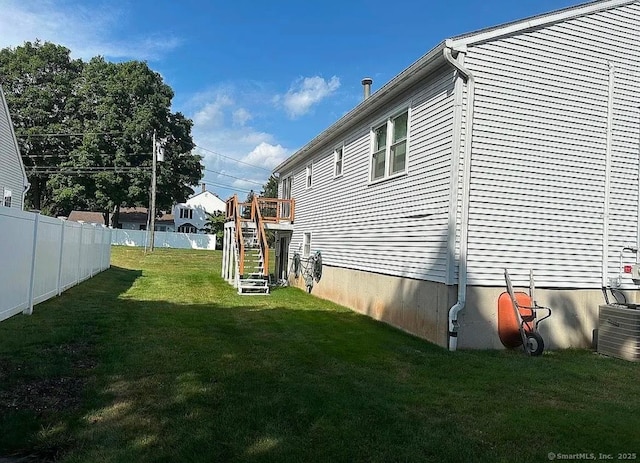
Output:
[
  {"xmin": 238, "ymin": 226, "xmax": 269, "ymax": 295},
  {"xmin": 222, "ymin": 194, "xmax": 294, "ymax": 295}
]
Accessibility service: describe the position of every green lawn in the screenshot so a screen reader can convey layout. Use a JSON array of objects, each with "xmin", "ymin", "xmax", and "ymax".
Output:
[{"xmin": 0, "ymin": 247, "xmax": 638, "ymax": 463}]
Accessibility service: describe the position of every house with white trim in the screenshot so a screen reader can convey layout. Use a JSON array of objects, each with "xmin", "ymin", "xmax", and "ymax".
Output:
[
  {"xmin": 0, "ymin": 85, "xmax": 29, "ymax": 210},
  {"xmin": 272, "ymin": 0, "xmax": 640, "ymax": 350},
  {"xmin": 174, "ymin": 187, "xmax": 226, "ymax": 233}
]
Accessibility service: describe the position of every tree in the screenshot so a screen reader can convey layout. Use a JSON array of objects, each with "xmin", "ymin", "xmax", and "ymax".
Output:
[
  {"xmin": 0, "ymin": 41, "xmax": 83, "ymax": 212},
  {"xmin": 201, "ymin": 211, "xmax": 225, "ymax": 244},
  {"xmin": 0, "ymin": 42, "xmax": 203, "ymax": 222},
  {"xmin": 50, "ymin": 58, "xmax": 202, "ymax": 225},
  {"xmin": 261, "ymin": 175, "xmax": 278, "ymax": 198}
]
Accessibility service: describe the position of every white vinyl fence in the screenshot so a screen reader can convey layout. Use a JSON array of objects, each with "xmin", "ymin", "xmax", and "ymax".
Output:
[
  {"xmin": 111, "ymin": 229, "xmax": 217, "ymax": 250},
  {"xmin": 0, "ymin": 207, "xmax": 111, "ymax": 323}
]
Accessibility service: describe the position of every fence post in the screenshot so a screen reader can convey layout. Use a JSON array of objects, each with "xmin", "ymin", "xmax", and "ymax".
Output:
[
  {"xmin": 77, "ymin": 223, "xmax": 83, "ymax": 285},
  {"xmin": 25, "ymin": 212, "xmax": 40, "ymax": 315},
  {"xmin": 57, "ymin": 218, "xmax": 66, "ymax": 296}
]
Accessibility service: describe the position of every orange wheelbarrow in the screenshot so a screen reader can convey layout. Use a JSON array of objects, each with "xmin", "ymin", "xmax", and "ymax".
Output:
[{"xmin": 498, "ymin": 269, "xmax": 552, "ymax": 356}]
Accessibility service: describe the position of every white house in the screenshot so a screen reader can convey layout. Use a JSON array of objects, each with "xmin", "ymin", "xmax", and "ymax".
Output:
[
  {"xmin": 173, "ymin": 186, "xmax": 226, "ymax": 233},
  {"xmin": 272, "ymin": 0, "xmax": 640, "ymax": 350},
  {"xmin": 0, "ymin": 85, "xmax": 29, "ymax": 210}
]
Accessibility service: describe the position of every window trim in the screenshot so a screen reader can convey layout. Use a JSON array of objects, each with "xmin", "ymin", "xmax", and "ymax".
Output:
[
  {"xmin": 368, "ymin": 106, "xmax": 410, "ymax": 185},
  {"xmin": 305, "ymin": 164, "xmax": 313, "ymax": 190},
  {"xmin": 302, "ymin": 232, "xmax": 312, "ymax": 258},
  {"xmin": 333, "ymin": 144, "xmax": 344, "ymax": 178},
  {"xmin": 3, "ymin": 188, "xmax": 11, "ymax": 208}
]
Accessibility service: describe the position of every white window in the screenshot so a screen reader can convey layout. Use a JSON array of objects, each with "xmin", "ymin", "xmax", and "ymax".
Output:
[
  {"xmin": 334, "ymin": 146, "xmax": 343, "ymax": 177},
  {"xmin": 306, "ymin": 164, "xmax": 313, "ymax": 189},
  {"xmin": 303, "ymin": 232, "xmax": 311, "ymax": 258},
  {"xmin": 178, "ymin": 224, "xmax": 197, "ymax": 233},
  {"xmin": 180, "ymin": 208, "xmax": 193, "ymax": 219},
  {"xmin": 3, "ymin": 189, "xmax": 12, "ymax": 208},
  {"xmin": 370, "ymin": 109, "xmax": 409, "ymax": 181}
]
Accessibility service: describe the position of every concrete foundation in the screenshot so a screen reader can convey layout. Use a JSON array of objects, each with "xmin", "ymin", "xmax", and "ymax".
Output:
[{"xmin": 289, "ymin": 264, "xmax": 629, "ymax": 350}]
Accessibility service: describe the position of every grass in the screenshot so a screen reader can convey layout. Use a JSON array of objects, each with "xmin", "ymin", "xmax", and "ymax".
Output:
[{"xmin": 0, "ymin": 247, "xmax": 638, "ymax": 462}]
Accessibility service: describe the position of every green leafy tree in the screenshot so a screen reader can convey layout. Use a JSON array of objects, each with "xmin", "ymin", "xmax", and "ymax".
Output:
[
  {"xmin": 260, "ymin": 175, "xmax": 278, "ymax": 198},
  {"xmin": 0, "ymin": 42, "xmax": 203, "ymax": 223},
  {"xmin": 50, "ymin": 58, "xmax": 202, "ymax": 225},
  {"xmin": 0, "ymin": 41, "xmax": 83, "ymax": 212},
  {"xmin": 201, "ymin": 211, "xmax": 225, "ymax": 244}
]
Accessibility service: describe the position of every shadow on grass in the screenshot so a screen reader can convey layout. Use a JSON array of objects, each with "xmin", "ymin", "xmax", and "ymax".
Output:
[{"xmin": 1, "ymin": 265, "xmax": 639, "ymax": 463}]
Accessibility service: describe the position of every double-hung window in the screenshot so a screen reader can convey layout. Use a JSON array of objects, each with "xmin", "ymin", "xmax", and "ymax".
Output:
[
  {"xmin": 303, "ymin": 232, "xmax": 311, "ymax": 258},
  {"xmin": 2, "ymin": 188, "xmax": 11, "ymax": 207},
  {"xmin": 371, "ymin": 109, "xmax": 409, "ymax": 181},
  {"xmin": 3, "ymin": 188, "xmax": 11, "ymax": 208},
  {"xmin": 306, "ymin": 164, "xmax": 313, "ymax": 189},
  {"xmin": 334, "ymin": 146, "xmax": 343, "ymax": 177}
]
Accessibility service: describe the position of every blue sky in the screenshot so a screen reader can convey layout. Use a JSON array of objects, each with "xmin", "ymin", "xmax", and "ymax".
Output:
[{"xmin": 0, "ymin": 0, "xmax": 583, "ymax": 199}]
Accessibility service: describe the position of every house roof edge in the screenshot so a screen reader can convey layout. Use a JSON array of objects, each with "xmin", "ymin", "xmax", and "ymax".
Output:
[{"xmin": 273, "ymin": 41, "xmax": 447, "ymax": 175}]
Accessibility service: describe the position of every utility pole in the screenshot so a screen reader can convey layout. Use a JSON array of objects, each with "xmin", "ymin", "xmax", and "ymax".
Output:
[{"xmin": 149, "ymin": 130, "xmax": 157, "ymax": 251}]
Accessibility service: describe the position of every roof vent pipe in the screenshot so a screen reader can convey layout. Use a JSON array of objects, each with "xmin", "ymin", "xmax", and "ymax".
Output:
[
  {"xmin": 361, "ymin": 77, "xmax": 373, "ymax": 100},
  {"xmin": 201, "ymin": 183, "xmax": 206, "ymax": 193}
]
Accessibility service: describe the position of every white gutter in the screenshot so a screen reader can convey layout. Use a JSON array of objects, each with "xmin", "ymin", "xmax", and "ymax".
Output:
[
  {"xmin": 602, "ymin": 63, "xmax": 614, "ymax": 287},
  {"xmin": 443, "ymin": 41, "xmax": 476, "ymax": 352}
]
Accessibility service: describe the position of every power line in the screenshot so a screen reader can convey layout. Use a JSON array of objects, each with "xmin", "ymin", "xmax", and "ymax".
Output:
[
  {"xmin": 28, "ymin": 167, "xmax": 150, "ymax": 175},
  {"xmin": 201, "ymin": 178, "xmax": 253, "ymax": 194},
  {"xmin": 194, "ymin": 144, "xmax": 272, "ymax": 173},
  {"xmin": 15, "ymin": 131, "xmax": 127, "ymax": 137},
  {"xmin": 22, "ymin": 152, "xmax": 151, "ymax": 158},
  {"xmin": 202, "ymin": 167, "xmax": 264, "ymax": 186}
]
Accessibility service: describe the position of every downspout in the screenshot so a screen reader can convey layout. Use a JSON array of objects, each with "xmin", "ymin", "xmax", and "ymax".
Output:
[
  {"xmin": 602, "ymin": 63, "xmax": 614, "ymax": 288},
  {"xmin": 637, "ymin": 104, "xmax": 640, "ymax": 270},
  {"xmin": 444, "ymin": 41, "xmax": 476, "ymax": 351}
]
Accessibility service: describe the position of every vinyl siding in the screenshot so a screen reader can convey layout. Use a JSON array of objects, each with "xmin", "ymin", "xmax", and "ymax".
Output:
[
  {"xmin": 283, "ymin": 66, "xmax": 455, "ymax": 283},
  {"xmin": 0, "ymin": 89, "xmax": 25, "ymax": 210},
  {"xmin": 463, "ymin": 2, "xmax": 640, "ymax": 287}
]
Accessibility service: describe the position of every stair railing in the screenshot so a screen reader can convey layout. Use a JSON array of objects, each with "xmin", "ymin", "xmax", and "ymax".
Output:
[
  {"xmin": 230, "ymin": 194, "xmax": 245, "ymax": 275},
  {"xmin": 252, "ymin": 195, "xmax": 269, "ymax": 278}
]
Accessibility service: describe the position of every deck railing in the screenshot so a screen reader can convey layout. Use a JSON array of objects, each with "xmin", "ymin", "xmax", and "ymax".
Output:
[{"xmin": 226, "ymin": 197, "xmax": 295, "ymax": 224}]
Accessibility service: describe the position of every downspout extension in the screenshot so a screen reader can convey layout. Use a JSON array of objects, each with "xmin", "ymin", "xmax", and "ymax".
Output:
[{"xmin": 444, "ymin": 42, "xmax": 476, "ymax": 351}]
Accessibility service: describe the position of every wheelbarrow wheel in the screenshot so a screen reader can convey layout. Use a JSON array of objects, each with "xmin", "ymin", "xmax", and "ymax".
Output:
[{"xmin": 525, "ymin": 332, "xmax": 544, "ymax": 356}]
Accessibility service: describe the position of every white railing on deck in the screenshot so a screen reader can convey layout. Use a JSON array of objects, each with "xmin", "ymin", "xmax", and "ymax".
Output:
[{"xmin": 0, "ymin": 207, "xmax": 112, "ymax": 323}]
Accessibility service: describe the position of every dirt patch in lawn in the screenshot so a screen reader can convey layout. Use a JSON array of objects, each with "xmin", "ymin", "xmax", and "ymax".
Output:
[{"xmin": 0, "ymin": 342, "xmax": 96, "ymax": 416}]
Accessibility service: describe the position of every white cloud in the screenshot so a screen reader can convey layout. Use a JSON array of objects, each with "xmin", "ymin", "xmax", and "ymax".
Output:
[
  {"xmin": 232, "ymin": 108, "xmax": 252, "ymax": 126},
  {"xmin": 0, "ymin": 0, "xmax": 180, "ymax": 61},
  {"xmin": 243, "ymin": 142, "xmax": 290, "ymax": 170},
  {"xmin": 186, "ymin": 86, "xmax": 293, "ymax": 197},
  {"xmin": 279, "ymin": 76, "xmax": 341, "ymax": 118},
  {"xmin": 193, "ymin": 93, "xmax": 234, "ymax": 128}
]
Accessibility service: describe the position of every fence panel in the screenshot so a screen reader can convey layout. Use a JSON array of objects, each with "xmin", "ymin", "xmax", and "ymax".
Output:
[
  {"xmin": 0, "ymin": 210, "xmax": 112, "ymax": 323},
  {"xmin": 32, "ymin": 215, "xmax": 64, "ymax": 305},
  {"xmin": 0, "ymin": 208, "xmax": 36, "ymax": 320}
]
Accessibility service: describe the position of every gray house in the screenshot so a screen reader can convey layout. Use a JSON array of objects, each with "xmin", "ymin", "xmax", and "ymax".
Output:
[
  {"xmin": 0, "ymin": 86, "xmax": 29, "ymax": 210},
  {"xmin": 273, "ymin": 0, "xmax": 640, "ymax": 350}
]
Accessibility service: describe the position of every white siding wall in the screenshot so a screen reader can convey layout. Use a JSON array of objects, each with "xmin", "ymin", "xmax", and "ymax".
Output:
[
  {"xmin": 0, "ymin": 89, "xmax": 26, "ymax": 210},
  {"xmin": 284, "ymin": 66, "xmax": 455, "ymax": 282},
  {"xmin": 463, "ymin": 3, "xmax": 640, "ymax": 288}
]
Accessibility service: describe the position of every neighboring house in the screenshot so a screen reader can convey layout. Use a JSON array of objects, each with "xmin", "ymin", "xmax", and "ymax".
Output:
[
  {"xmin": 67, "ymin": 211, "xmax": 105, "ymax": 225},
  {"xmin": 173, "ymin": 186, "xmax": 226, "ymax": 233},
  {"xmin": 272, "ymin": 0, "xmax": 640, "ymax": 350},
  {"xmin": 68, "ymin": 208, "xmax": 174, "ymax": 231},
  {"xmin": 118, "ymin": 207, "xmax": 174, "ymax": 232},
  {"xmin": 0, "ymin": 85, "xmax": 29, "ymax": 210}
]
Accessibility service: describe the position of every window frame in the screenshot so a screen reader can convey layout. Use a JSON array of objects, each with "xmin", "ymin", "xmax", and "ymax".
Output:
[
  {"xmin": 334, "ymin": 144, "xmax": 344, "ymax": 178},
  {"xmin": 302, "ymin": 232, "xmax": 312, "ymax": 258},
  {"xmin": 305, "ymin": 164, "xmax": 313, "ymax": 190},
  {"xmin": 3, "ymin": 188, "xmax": 12, "ymax": 208},
  {"xmin": 368, "ymin": 106, "xmax": 410, "ymax": 184}
]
